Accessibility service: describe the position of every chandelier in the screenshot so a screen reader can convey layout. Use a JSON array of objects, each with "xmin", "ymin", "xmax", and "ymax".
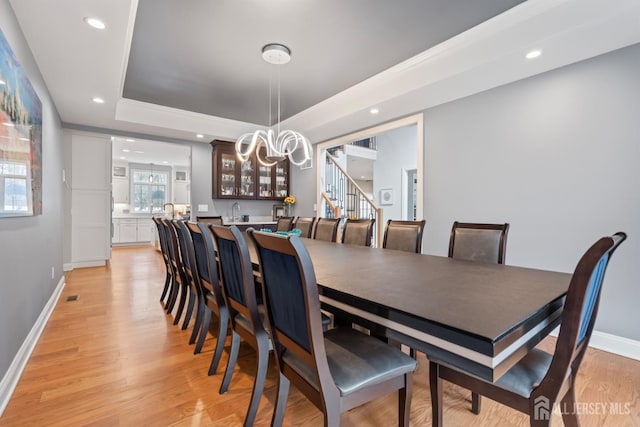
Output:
[{"xmin": 235, "ymin": 44, "xmax": 312, "ymax": 167}]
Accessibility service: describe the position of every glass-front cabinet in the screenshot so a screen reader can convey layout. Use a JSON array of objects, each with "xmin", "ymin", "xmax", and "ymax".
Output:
[
  {"xmin": 212, "ymin": 141, "xmax": 256, "ymax": 199},
  {"xmin": 212, "ymin": 140, "xmax": 288, "ymax": 200}
]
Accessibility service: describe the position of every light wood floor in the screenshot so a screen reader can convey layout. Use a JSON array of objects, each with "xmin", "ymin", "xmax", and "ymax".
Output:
[{"xmin": 1, "ymin": 246, "xmax": 639, "ymax": 426}]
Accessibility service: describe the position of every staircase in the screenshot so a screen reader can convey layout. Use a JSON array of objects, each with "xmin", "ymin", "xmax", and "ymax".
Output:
[{"xmin": 320, "ymin": 146, "xmax": 382, "ymax": 246}]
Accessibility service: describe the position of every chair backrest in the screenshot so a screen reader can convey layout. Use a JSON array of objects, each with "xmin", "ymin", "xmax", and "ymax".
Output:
[
  {"xmin": 382, "ymin": 219, "xmax": 426, "ymax": 253},
  {"xmin": 537, "ymin": 232, "xmax": 626, "ymax": 397},
  {"xmin": 293, "ymin": 217, "xmax": 316, "ymax": 238},
  {"xmin": 248, "ymin": 230, "xmax": 335, "ymax": 394},
  {"xmin": 313, "ymin": 218, "xmax": 340, "ymax": 242},
  {"xmin": 341, "ymin": 218, "xmax": 375, "ymax": 247},
  {"xmin": 209, "ymin": 225, "xmax": 262, "ymax": 330},
  {"xmin": 448, "ymin": 222, "xmax": 509, "ymax": 264},
  {"xmin": 152, "ymin": 217, "xmax": 171, "ymax": 265},
  {"xmin": 186, "ymin": 221, "xmax": 223, "ymax": 305},
  {"xmin": 276, "ymin": 216, "xmax": 294, "ymax": 232},
  {"xmin": 197, "ymin": 216, "xmax": 224, "ymax": 226},
  {"xmin": 162, "ymin": 218, "xmax": 185, "ymax": 283},
  {"xmin": 173, "ymin": 220, "xmax": 199, "ymax": 293}
]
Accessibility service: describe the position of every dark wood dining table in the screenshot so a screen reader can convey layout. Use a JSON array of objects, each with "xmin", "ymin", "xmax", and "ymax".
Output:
[{"xmin": 247, "ymin": 235, "xmax": 571, "ymax": 383}]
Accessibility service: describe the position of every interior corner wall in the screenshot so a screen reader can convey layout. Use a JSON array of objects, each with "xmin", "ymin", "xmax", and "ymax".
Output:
[
  {"xmin": 0, "ymin": 0, "xmax": 65, "ymax": 383},
  {"xmin": 422, "ymin": 43, "xmax": 640, "ymax": 341}
]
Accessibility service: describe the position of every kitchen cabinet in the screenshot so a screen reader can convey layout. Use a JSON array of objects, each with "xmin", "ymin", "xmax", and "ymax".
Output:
[
  {"xmin": 173, "ymin": 182, "xmax": 190, "ymax": 204},
  {"xmin": 211, "ymin": 139, "xmax": 289, "ymax": 200},
  {"xmin": 112, "ymin": 218, "xmax": 153, "ymax": 244},
  {"xmin": 112, "ymin": 177, "xmax": 129, "ymax": 203}
]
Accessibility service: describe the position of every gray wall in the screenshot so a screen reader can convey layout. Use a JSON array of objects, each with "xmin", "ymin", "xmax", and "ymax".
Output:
[
  {"xmin": 0, "ymin": 0, "xmax": 65, "ymax": 380},
  {"xmin": 422, "ymin": 44, "xmax": 640, "ymax": 341}
]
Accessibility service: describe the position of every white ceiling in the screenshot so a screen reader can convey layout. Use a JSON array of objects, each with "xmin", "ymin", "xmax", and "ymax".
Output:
[
  {"xmin": 8, "ymin": 0, "xmax": 640, "ymax": 147},
  {"xmin": 112, "ymin": 137, "xmax": 190, "ymax": 167}
]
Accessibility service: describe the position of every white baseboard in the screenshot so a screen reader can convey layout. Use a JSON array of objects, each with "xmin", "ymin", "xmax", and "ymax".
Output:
[
  {"xmin": 71, "ymin": 260, "xmax": 106, "ymax": 269},
  {"xmin": 549, "ymin": 327, "xmax": 640, "ymax": 361},
  {"xmin": 63, "ymin": 263, "xmax": 73, "ymax": 272},
  {"xmin": 0, "ymin": 277, "xmax": 66, "ymax": 416}
]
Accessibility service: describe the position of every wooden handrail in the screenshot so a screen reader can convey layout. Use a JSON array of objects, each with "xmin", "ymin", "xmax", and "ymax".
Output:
[
  {"xmin": 321, "ymin": 192, "xmax": 340, "ymax": 218},
  {"xmin": 326, "ymin": 153, "xmax": 379, "ymax": 209}
]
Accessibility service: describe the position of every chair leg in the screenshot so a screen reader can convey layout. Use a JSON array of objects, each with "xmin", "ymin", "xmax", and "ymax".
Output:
[
  {"xmin": 166, "ymin": 277, "xmax": 178, "ymax": 313},
  {"xmin": 173, "ymin": 283, "xmax": 188, "ymax": 325},
  {"xmin": 209, "ymin": 313, "xmax": 229, "ymax": 376},
  {"xmin": 560, "ymin": 385, "xmax": 579, "ymax": 427},
  {"xmin": 429, "ymin": 361, "xmax": 443, "ymax": 427},
  {"xmin": 189, "ymin": 298, "xmax": 204, "ymax": 345},
  {"xmin": 243, "ymin": 341, "xmax": 269, "ymax": 427},
  {"xmin": 194, "ymin": 308, "xmax": 211, "ymax": 355},
  {"xmin": 399, "ymin": 373, "xmax": 413, "ymax": 427},
  {"xmin": 271, "ymin": 372, "xmax": 290, "ymax": 427},
  {"xmin": 219, "ymin": 331, "xmax": 240, "ymax": 394},
  {"xmin": 472, "ymin": 392, "xmax": 481, "ymax": 414},
  {"xmin": 160, "ymin": 269, "xmax": 171, "ymax": 304},
  {"xmin": 181, "ymin": 291, "xmax": 195, "ymax": 330}
]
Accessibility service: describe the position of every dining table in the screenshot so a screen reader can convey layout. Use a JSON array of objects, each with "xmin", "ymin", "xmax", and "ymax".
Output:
[{"xmin": 247, "ymin": 235, "xmax": 571, "ymax": 383}]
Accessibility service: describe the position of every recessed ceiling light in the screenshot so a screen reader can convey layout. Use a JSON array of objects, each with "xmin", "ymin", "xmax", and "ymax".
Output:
[
  {"xmin": 360, "ymin": 175, "xmax": 366, "ymax": 179},
  {"xmin": 134, "ymin": 151, "xmax": 144, "ymax": 154},
  {"xmin": 525, "ymin": 50, "xmax": 542, "ymax": 60},
  {"xmin": 92, "ymin": 97, "xmax": 105, "ymax": 104},
  {"xmin": 370, "ymin": 108, "xmax": 379, "ymax": 115},
  {"xmin": 119, "ymin": 156, "xmax": 126, "ymax": 160},
  {"xmin": 122, "ymin": 149, "xmax": 130, "ymax": 153},
  {"xmin": 125, "ymin": 138, "xmax": 135, "ymax": 142},
  {"xmin": 162, "ymin": 161, "xmax": 169, "ymax": 164},
  {"xmin": 84, "ymin": 17, "xmax": 106, "ymax": 30},
  {"xmin": 196, "ymin": 134, "xmax": 204, "ymax": 139}
]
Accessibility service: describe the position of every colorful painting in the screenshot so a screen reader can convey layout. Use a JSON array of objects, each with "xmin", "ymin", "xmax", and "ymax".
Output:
[{"xmin": 0, "ymin": 27, "xmax": 42, "ymax": 217}]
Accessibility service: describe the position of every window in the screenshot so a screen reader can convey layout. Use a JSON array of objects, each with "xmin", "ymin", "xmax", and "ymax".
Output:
[
  {"xmin": 1, "ymin": 161, "xmax": 29, "ymax": 213},
  {"xmin": 131, "ymin": 167, "xmax": 168, "ymax": 214}
]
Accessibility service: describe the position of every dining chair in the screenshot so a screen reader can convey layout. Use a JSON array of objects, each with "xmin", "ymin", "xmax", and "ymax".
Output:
[
  {"xmin": 186, "ymin": 222, "xmax": 229, "ymax": 371},
  {"xmin": 248, "ymin": 230, "xmax": 417, "ymax": 426},
  {"xmin": 313, "ymin": 217, "xmax": 341, "ymax": 242},
  {"xmin": 292, "ymin": 216, "xmax": 316, "ymax": 238},
  {"xmin": 162, "ymin": 218, "xmax": 190, "ymax": 325},
  {"xmin": 341, "ymin": 218, "xmax": 375, "ymax": 247},
  {"xmin": 276, "ymin": 216, "xmax": 294, "ymax": 232},
  {"xmin": 382, "ymin": 219, "xmax": 426, "ymax": 253},
  {"xmin": 196, "ymin": 215, "xmax": 224, "ymax": 225},
  {"xmin": 209, "ymin": 225, "xmax": 272, "ymax": 427},
  {"xmin": 430, "ymin": 232, "xmax": 627, "ymax": 427},
  {"xmin": 447, "ymin": 221, "xmax": 510, "ymax": 410},
  {"xmin": 448, "ymin": 221, "xmax": 510, "ymax": 264},
  {"xmin": 152, "ymin": 217, "xmax": 173, "ymax": 307},
  {"xmin": 171, "ymin": 220, "xmax": 201, "ymax": 334}
]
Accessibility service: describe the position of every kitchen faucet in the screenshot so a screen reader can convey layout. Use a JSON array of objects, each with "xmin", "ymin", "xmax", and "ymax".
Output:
[
  {"xmin": 232, "ymin": 202, "xmax": 240, "ymax": 222},
  {"xmin": 163, "ymin": 203, "xmax": 175, "ymax": 219}
]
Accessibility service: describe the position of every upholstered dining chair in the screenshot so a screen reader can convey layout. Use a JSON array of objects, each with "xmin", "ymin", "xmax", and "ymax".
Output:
[
  {"xmin": 448, "ymin": 221, "xmax": 510, "ymax": 264},
  {"xmin": 276, "ymin": 216, "xmax": 295, "ymax": 232},
  {"xmin": 209, "ymin": 225, "xmax": 272, "ymax": 427},
  {"xmin": 152, "ymin": 217, "xmax": 173, "ymax": 307},
  {"xmin": 186, "ymin": 222, "xmax": 229, "ymax": 371},
  {"xmin": 430, "ymin": 232, "xmax": 626, "ymax": 427},
  {"xmin": 162, "ymin": 218, "xmax": 190, "ymax": 326},
  {"xmin": 382, "ymin": 219, "xmax": 426, "ymax": 253},
  {"xmin": 447, "ymin": 221, "xmax": 510, "ymax": 410},
  {"xmin": 292, "ymin": 216, "xmax": 316, "ymax": 238},
  {"xmin": 341, "ymin": 218, "xmax": 375, "ymax": 247},
  {"xmin": 196, "ymin": 215, "xmax": 224, "ymax": 225},
  {"xmin": 248, "ymin": 230, "xmax": 417, "ymax": 426},
  {"xmin": 313, "ymin": 217, "xmax": 341, "ymax": 242}
]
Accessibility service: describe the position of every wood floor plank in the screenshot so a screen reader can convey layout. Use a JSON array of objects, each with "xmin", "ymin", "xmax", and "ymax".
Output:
[{"xmin": 1, "ymin": 245, "xmax": 639, "ymax": 426}]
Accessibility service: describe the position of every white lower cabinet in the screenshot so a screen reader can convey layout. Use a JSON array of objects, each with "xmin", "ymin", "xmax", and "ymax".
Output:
[{"xmin": 113, "ymin": 218, "xmax": 153, "ymax": 244}]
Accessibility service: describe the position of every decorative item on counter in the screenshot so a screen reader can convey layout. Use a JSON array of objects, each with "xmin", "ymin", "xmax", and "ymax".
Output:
[{"xmin": 283, "ymin": 194, "xmax": 296, "ymax": 216}]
